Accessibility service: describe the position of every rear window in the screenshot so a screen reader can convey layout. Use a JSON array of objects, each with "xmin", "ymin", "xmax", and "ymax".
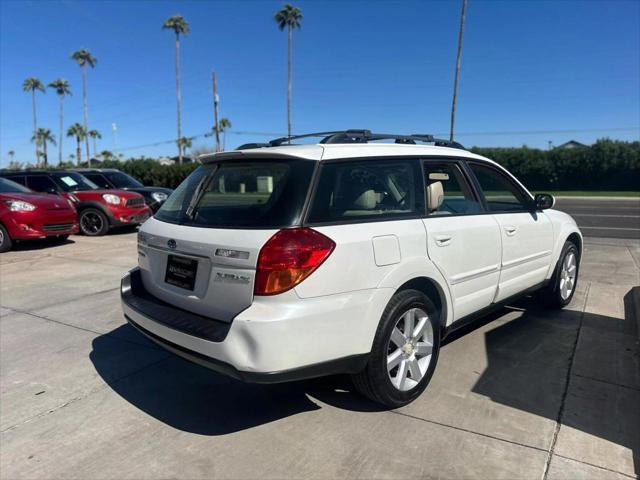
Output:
[
  {"xmin": 104, "ymin": 171, "xmax": 144, "ymax": 188},
  {"xmin": 155, "ymin": 160, "xmax": 316, "ymax": 228},
  {"xmin": 307, "ymin": 159, "xmax": 424, "ymax": 223}
]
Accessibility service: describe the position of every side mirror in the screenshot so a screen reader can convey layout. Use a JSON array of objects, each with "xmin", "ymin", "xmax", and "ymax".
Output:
[{"xmin": 533, "ymin": 193, "xmax": 555, "ymax": 210}]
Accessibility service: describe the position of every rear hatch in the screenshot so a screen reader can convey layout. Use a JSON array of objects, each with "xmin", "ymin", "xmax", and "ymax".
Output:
[{"xmin": 137, "ymin": 157, "xmax": 316, "ymax": 322}]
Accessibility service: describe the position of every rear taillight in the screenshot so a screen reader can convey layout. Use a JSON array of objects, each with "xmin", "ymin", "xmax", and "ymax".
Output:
[{"xmin": 255, "ymin": 228, "xmax": 335, "ymax": 296}]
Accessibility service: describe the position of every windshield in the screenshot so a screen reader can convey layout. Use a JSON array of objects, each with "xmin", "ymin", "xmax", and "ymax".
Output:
[
  {"xmin": 0, "ymin": 177, "xmax": 32, "ymax": 194},
  {"xmin": 50, "ymin": 172, "xmax": 99, "ymax": 192},
  {"xmin": 104, "ymin": 171, "xmax": 144, "ymax": 188},
  {"xmin": 155, "ymin": 160, "xmax": 315, "ymax": 228}
]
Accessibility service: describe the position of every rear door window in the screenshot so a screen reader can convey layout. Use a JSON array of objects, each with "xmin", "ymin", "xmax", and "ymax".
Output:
[
  {"xmin": 307, "ymin": 159, "xmax": 424, "ymax": 223},
  {"xmin": 423, "ymin": 162, "xmax": 481, "ymax": 215},
  {"xmin": 84, "ymin": 173, "xmax": 112, "ymax": 189},
  {"xmin": 27, "ymin": 175, "xmax": 59, "ymax": 193},
  {"xmin": 155, "ymin": 160, "xmax": 316, "ymax": 228}
]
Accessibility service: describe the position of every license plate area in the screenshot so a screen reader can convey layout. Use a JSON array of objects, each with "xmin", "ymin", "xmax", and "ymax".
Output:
[{"xmin": 165, "ymin": 254, "xmax": 198, "ymax": 291}]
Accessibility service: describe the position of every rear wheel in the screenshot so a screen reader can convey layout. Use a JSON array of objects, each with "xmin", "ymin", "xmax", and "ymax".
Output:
[
  {"xmin": 45, "ymin": 234, "xmax": 69, "ymax": 244},
  {"xmin": 79, "ymin": 209, "xmax": 109, "ymax": 236},
  {"xmin": 351, "ymin": 289, "xmax": 441, "ymax": 408},
  {"xmin": 0, "ymin": 224, "xmax": 12, "ymax": 253},
  {"xmin": 544, "ymin": 241, "xmax": 579, "ymax": 308}
]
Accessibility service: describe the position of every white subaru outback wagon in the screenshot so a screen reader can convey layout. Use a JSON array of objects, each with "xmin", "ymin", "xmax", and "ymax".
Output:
[{"xmin": 121, "ymin": 130, "xmax": 582, "ymax": 407}]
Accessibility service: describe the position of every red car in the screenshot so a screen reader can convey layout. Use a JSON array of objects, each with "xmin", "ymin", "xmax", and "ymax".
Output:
[
  {"xmin": 1, "ymin": 171, "xmax": 151, "ymax": 236},
  {"xmin": 0, "ymin": 177, "xmax": 79, "ymax": 252}
]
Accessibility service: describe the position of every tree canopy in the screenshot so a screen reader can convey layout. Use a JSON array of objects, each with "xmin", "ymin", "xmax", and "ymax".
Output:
[
  {"xmin": 22, "ymin": 77, "xmax": 45, "ymax": 93},
  {"xmin": 71, "ymin": 49, "xmax": 97, "ymax": 68},
  {"xmin": 163, "ymin": 15, "xmax": 189, "ymax": 36},
  {"xmin": 48, "ymin": 78, "xmax": 71, "ymax": 96},
  {"xmin": 274, "ymin": 4, "xmax": 302, "ymax": 30}
]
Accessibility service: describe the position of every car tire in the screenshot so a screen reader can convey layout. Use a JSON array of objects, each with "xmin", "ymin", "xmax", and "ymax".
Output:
[
  {"xmin": 79, "ymin": 209, "xmax": 109, "ymax": 236},
  {"xmin": 351, "ymin": 289, "xmax": 441, "ymax": 408},
  {"xmin": 0, "ymin": 224, "xmax": 12, "ymax": 253},
  {"xmin": 544, "ymin": 241, "xmax": 579, "ymax": 309},
  {"xmin": 45, "ymin": 234, "xmax": 69, "ymax": 244}
]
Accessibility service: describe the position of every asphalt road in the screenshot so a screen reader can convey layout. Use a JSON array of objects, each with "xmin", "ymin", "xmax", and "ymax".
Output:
[{"xmin": 554, "ymin": 197, "xmax": 640, "ymax": 240}]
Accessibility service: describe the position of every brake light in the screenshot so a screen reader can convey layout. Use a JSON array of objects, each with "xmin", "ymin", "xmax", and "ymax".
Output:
[{"xmin": 255, "ymin": 228, "xmax": 335, "ymax": 296}]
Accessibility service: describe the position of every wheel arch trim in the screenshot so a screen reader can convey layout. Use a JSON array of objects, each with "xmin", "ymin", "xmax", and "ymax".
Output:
[{"xmin": 377, "ymin": 258, "xmax": 453, "ymax": 327}]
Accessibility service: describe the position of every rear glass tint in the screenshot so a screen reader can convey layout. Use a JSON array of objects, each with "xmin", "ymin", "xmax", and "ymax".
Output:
[
  {"xmin": 155, "ymin": 160, "xmax": 315, "ymax": 228},
  {"xmin": 307, "ymin": 159, "xmax": 424, "ymax": 223}
]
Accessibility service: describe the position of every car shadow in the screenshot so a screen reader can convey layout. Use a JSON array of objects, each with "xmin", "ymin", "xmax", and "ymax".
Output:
[
  {"xmin": 91, "ymin": 290, "xmax": 638, "ymax": 474},
  {"xmin": 90, "ymin": 325, "xmax": 327, "ymax": 435},
  {"xmin": 11, "ymin": 237, "xmax": 75, "ymax": 251},
  {"xmin": 471, "ymin": 288, "xmax": 639, "ymax": 476}
]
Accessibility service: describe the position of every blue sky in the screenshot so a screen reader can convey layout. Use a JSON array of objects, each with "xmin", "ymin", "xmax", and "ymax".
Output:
[{"xmin": 1, "ymin": 0, "xmax": 638, "ymax": 165}]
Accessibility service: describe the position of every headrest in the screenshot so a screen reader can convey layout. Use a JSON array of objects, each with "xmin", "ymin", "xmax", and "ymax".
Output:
[
  {"xmin": 427, "ymin": 181, "xmax": 444, "ymax": 212},
  {"xmin": 352, "ymin": 190, "xmax": 377, "ymax": 210}
]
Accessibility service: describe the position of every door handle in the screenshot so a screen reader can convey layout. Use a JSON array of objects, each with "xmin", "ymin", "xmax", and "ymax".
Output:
[
  {"xmin": 435, "ymin": 235, "xmax": 452, "ymax": 246},
  {"xmin": 504, "ymin": 226, "xmax": 517, "ymax": 236}
]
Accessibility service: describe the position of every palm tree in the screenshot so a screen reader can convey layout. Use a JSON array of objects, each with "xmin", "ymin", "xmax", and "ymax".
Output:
[
  {"xmin": 88, "ymin": 129, "xmax": 102, "ymax": 158},
  {"xmin": 163, "ymin": 15, "xmax": 189, "ymax": 165},
  {"xmin": 48, "ymin": 79, "xmax": 72, "ymax": 165},
  {"xmin": 449, "ymin": 0, "xmax": 467, "ymax": 142},
  {"xmin": 31, "ymin": 128, "xmax": 56, "ymax": 167},
  {"xmin": 8, "ymin": 150, "xmax": 15, "ymax": 163},
  {"xmin": 274, "ymin": 4, "xmax": 302, "ymax": 141},
  {"xmin": 71, "ymin": 49, "xmax": 97, "ymax": 166},
  {"xmin": 67, "ymin": 123, "xmax": 86, "ymax": 166},
  {"xmin": 218, "ymin": 118, "xmax": 232, "ymax": 150},
  {"xmin": 99, "ymin": 150, "xmax": 115, "ymax": 160},
  {"xmin": 177, "ymin": 136, "xmax": 192, "ymax": 158},
  {"xmin": 22, "ymin": 77, "xmax": 45, "ymax": 164}
]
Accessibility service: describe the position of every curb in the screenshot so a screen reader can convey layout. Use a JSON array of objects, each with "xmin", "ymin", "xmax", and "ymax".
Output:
[{"xmin": 554, "ymin": 196, "xmax": 640, "ymax": 201}]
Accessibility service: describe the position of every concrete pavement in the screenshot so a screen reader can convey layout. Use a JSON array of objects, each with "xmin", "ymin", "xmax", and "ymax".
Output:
[{"xmin": 0, "ymin": 233, "xmax": 638, "ymax": 479}]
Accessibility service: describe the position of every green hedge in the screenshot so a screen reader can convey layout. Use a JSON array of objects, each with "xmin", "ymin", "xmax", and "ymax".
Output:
[
  {"xmin": 8, "ymin": 139, "xmax": 639, "ymax": 192},
  {"xmin": 470, "ymin": 139, "xmax": 640, "ymax": 191},
  {"xmin": 97, "ymin": 158, "xmax": 200, "ymax": 189}
]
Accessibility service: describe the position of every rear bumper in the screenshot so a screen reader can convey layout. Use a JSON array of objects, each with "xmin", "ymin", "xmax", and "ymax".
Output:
[
  {"xmin": 120, "ymin": 267, "xmax": 384, "ymax": 382},
  {"xmin": 126, "ymin": 314, "xmax": 367, "ymax": 383}
]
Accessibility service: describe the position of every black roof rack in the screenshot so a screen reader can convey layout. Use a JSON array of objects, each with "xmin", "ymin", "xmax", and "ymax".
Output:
[{"xmin": 237, "ymin": 130, "xmax": 465, "ymax": 150}]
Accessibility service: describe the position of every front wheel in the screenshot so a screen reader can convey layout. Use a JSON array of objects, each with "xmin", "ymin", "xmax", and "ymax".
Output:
[
  {"xmin": 544, "ymin": 241, "xmax": 579, "ymax": 308},
  {"xmin": 79, "ymin": 209, "xmax": 109, "ymax": 236},
  {"xmin": 351, "ymin": 289, "xmax": 441, "ymax": 408},
  {"xmin": 0, "ymin": 224, "xmax": 12, "ymax": 253}
]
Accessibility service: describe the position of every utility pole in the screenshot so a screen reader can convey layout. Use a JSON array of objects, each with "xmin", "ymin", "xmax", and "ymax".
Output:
[
  {"xmin": 449, "ymin": 0, "xmax": 468, "ymax": 142},
  {"xmin": 112, "ymin": 123, "xmax": 118, "ymax": 152},
  {"xmin": 212, "ymin": 72, "xmax": 221, "ymax": 152}
]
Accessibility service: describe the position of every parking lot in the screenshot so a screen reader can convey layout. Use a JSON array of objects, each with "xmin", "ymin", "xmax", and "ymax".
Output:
[{"xmin": 1, "ymin": 231, "xmax": 638, "ymax": 479}]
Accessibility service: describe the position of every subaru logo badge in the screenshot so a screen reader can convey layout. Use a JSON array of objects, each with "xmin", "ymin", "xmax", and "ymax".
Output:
[{"xmin": 167, "ymin": 239, "xmax": 177, "ymax": 249}]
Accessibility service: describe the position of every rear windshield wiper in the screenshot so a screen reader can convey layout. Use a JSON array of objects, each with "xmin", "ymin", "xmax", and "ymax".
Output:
[{"xmin": 184, "ymin": 165, "xmax": 218, "ymax": 220}]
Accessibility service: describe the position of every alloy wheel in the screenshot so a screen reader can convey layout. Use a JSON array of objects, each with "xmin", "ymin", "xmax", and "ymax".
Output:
[
  {"xmin": 386, "ymin": 307, "xmax": 434, "ymax": 392},
  {"xmin": 559, "ymin": 251, "xmax": 577, "ymax": 300},
  {"xmin": 81, "ymin": 212, "xmax": 104, "ymax": 235}
]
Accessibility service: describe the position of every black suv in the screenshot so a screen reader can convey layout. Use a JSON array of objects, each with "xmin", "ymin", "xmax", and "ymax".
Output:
[{"xmin": 74, "ymin": 169, "xmax": 173, "ymax": 212}]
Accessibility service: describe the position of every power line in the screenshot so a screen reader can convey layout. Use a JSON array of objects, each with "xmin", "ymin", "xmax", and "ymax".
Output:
[{"xmin": 110, "ymin": 126, "xmax": 640, "ymax": 154}]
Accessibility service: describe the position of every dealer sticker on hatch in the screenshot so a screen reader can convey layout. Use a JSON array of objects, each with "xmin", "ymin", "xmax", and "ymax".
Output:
[{"xmin": 165, "ymin": 254, "xmax": 198, "ymax": 291}]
